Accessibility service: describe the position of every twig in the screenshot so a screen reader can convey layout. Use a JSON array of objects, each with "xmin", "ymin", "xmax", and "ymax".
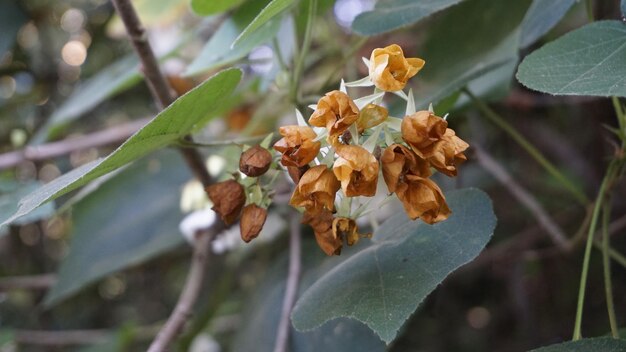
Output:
[
  {"xmin": 0, "ymin": 273, "xmax": 56, "ymax": 291},
  {"xmin": 473, "ymin": 144, "xmax": 571, "ymax": 250},
  {"xmin": 147, "ymin": 226, "xmax": 221, "ymax": 352},
  {"xmin": 111, "ymin": 0, "xmax": 212, "ymax": 188},
  {"xmin": 0, "ymin": 118, "xmax": 149, "ymax": 170},
  {"xmin": 274, "ymin": 213, "xmax": 302, "ymax": 352}
]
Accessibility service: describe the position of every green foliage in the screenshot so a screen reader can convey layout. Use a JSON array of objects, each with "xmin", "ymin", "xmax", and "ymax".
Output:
[
  {"xmin": 520, "ymin": 0, "xmax": 576, "ymax": 48},
  {"xmin": 413, "ymin": 0, "xmax": 529, "ymax": 109},
  {"xmin": 517, "ymin": 21, "xmax": 626, "ymax": 97},
  {"xmin": 44, "ymin": 150, "xmax": 189, "ymax": 307},
  {"xmin": 232, "ymin": 0, "xmax": 294, "ymax": 47},
  {"xmin": 190, "ymin": 0, "xmax": 246, "ymax": 16},
  {"xmin": 0, "ymin": 181, "xmax": 55, "ymax": 236},
  {"xmin": 36, "ymin": 55, "xmax": 143, "ymax": 142},
  {"xmin": 529, "ymin": 338, "xmax": 626, "ymax": 351},
  {"xmin": 291, "ymin": 189, "xmax": 496, "ymax": 343},
  {"xmin": 0, "ymin": 1, "xmax": 26, "ymax": 57},
  {"xmin": 184, "ymin": 1, "xmax": 281, "ymax": 76},
  {"xmin": 0, "ymin": 68, "xmax": 242, "ymax": 228},
  {"xmin": 351, "ymin": 0, "xmax": 463, "ymax": 36}
]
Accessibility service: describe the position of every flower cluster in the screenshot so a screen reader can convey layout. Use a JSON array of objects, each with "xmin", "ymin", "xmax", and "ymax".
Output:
[{"xmin": 273, "ymin": 44, "xmax": 469, "ymax": 255}]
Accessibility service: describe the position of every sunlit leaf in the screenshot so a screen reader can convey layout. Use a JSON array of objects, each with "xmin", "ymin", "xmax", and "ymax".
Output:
[
  {"xmin": 351, "ymin": 0, "xmax": 463, "ymax": 36},
  {"xmin": 190, "ymin": 0, "xmax": 246, "ymax": 16},
  {"xmin": 44, "ymin": 150, "xmax": 189, "ymax": 306},
  {"xmin": 517, "ymin": 21, "xmax": 626, "ymax": 97},
  {"xmin": 291, "ymin": 188, "xmax": 496, "ymax": 343},
  {"xmin": 0, "ymin": 68, "xmax": 242, "ymax": 228}
]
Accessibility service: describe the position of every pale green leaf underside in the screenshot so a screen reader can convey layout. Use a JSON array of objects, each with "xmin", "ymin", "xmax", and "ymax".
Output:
[
  {"xmin": 291, "ymin": 188, "xmax": 496, "ymax": 343},
  {"xmin": 232, "ymin": 0, "xmax": 293, "ymax": 47},
  {"xmin": 351, "ymin": 0, "xmax": 462, "ymax": 36},
  {"xmin": 517, "ymin": 21, "xmax": 626, "ymax": 97},
  {"xmin": 520, "ymin": 0, "xmax": 576, "ymax": 48},
  {"xmin": 529, "ymin": 337, "xmax": 626, "ymax": 351},
  {"xmin": 44, "ymin": 151, "xmax": 189, "ymax": 306},
  {"xmin": 1, "ymin": 68, "xmax": 242, "ymax": 228}
]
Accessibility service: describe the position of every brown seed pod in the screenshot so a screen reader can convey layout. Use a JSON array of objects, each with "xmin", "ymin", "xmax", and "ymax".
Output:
[
  {"xmin": 239, "ymin": 145, "xmax": 272, "ymax": 177},
  {"xmin": 240, "ymin": 204, "xmax": 268, "ymax": 243},
  {"xmin": 205, "ymin": 180, "xmax": 246, "ymax": 225},
  {"xmin": 286, "ymin": 164, "xmax": 310, "ymax": 184}
]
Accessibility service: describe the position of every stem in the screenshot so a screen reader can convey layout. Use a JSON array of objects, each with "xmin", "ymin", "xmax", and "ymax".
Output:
[
  {"xmin": 585, "ymin": 0, "xmax": 594, "ymax": 22},
  {"xmin": 290, "ymin": 0, "xmax": 317, "ymax": 105},
  {"xmin": 572, "ymin": 162, "xmax": 616, "ymax": 340},
  {"xmin": 612, "ymin": 97, "xmax": 626, "ymax": 134},
  {"xmin": 464, "ymin": 88, "xmax": 588, "ymax": 205},
  {"xmin": 601, "ymin": 200, "xmax": 620, "ymax": 338},
  {"xmin": 273, "ymin": 213, "xmax": 302, "ymax": 352}
]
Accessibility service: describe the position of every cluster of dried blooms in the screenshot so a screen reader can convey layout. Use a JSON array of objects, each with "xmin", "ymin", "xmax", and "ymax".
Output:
[{"xmin": 206, "ymin": 44, "xmax": 469, "ymax": 256}]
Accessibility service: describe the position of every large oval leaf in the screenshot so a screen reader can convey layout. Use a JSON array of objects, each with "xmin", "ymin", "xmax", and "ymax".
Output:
[
  {"xmin": 529, "ymin": 337, "xmax": 626, "ymax": 351},
  {"xmin": 0, "ymin": 68, "xmax": 242, "ymax": 228},
  {"xmin": 517, "ymin": 21, "xmax": 626, "ymax": 97},
  {"xmin": 291, "ymin": 188, "xmax": 496, "ymax": 343},
  {"xmin": 351, "ymin": 0, "xmax": 463, "ymax": 36},
  {"xmin": 43, "ymin": 150, "xmax": 189, "ymax": 306},
  {"xmin": 520, "ymin": 0, "xmax": 576, "ymax": 48}
]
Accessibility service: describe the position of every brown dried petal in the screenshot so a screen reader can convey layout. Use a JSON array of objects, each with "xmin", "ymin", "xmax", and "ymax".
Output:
[
  {"xmin": 381, "ymin": 144, "xmax": 431, "ymax": 193},
  {"xmin": 286, "ymin": 165, "xmax": 309, "ymax": 184},
  {"xmin": 333, "ymin": 145, "xmax": 379, "ymax": 197},
  {"xmin": 273, "ymin": 125, "xmax": 321, "ymax": 167},
  {"xmin": 206, "ymin": 180, "xmax": 246, "ymax": 225},
  {"xmin": 240, "ymin": 204, "xmax": 268, "ymax": 243},
  {"xmin": 357, "ymin": 104, "xmax": 388, "ymax": 132},
  {"xmin": 395, "ymin": 175, "xmax": 451, "ymax": 224},
  {"xmin": 401, "ymin": 110, "xmax": 448, "ymax": 156},
  {"xmin": 239, "ymin": 145, "xmax": 272, "ymax": 177},
  {"xmin": 368, "ymin": 44, "xmax": 425, "ymax": 92},
  {"xmin": 303, "ymin": 209, "xmax": 342, "ymax": 256},
  {"xmin": 309, "ymin": 90, "xmax": 359, "ymax": 144},
  {"xmin": 290, "ymin": 165, "xmax": 340, "ymax": 213},
  {"xmin": 425, "ymin": 129, "xmax": 470, "ymax": 177}
]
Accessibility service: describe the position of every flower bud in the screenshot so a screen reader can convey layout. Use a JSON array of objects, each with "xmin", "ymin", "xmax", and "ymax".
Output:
[
  {"xmin": 240, "ymin": 204, "xmax": 267, "ymax": 243},
  {"xmin": 239, "ymin": 145, "xmax": 272, "ymax": 177},
  {"xmin": 205, "ymin": 180, "xmax": 246, "ymax": 225}
]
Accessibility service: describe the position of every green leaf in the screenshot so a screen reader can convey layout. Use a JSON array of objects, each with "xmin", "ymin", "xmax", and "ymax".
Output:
[
  {"xmin": 520, "ymin": 0, "xmax": 576, "ymax": 48},
  {"xmin": 184, "ymin": 1, "xmax": 280, "ymax": 76},
  {"xmin": 0, "ymin": 68, "xmax": 242, "ymax": 228},
  {"xmin": 232, "ymin": 0, "xmax": 293, "ymax": 47},
  {"xmin": 351, "ymin": 0, "xmax": 463, "ymax": 36},
  {"xmin": 44, "ymin": 150, "xmax": 189, "ymax": 306},
  {"xmin": 517, "ymin": 21, "xmax": 626, "ymax": 97},
  {"xmin": 529, "ymin": 337, "xmax": 626, "ymax": 351},
  {"xmin": 0, "ymin": 1, "xmax": 26, "ymax": 57},
  {"xmin": 291, "ymin": 188, "xmax": 496, "ymax": 343},
  {"xmin": 234, "ymin": 242, "xmax": 386, "ymax": 351},
  {"xmin": 412, "ymin": 0, "xmax": 529, "ymax": 109},
  {"xmin": 191, "ymin": 0, "xmax": 246, "ymax": 16},
  {"xmin": 34, "ymin": 55, "xmax": 143, "ymax": 142},
  {"xmin": 0, "ymin": 181, "xmax": 55, "ymax": 236},
  {"xmin": 0, "ymin": 329, "xmax": 14, "ymax": 347}
]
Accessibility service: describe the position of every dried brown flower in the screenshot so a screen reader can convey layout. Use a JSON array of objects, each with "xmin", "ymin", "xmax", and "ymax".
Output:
[
  {"xmin": 333, "ymin": 145, "xmax": 379, "ymax": 197},
  {"xmin": 286, "ymin": 165, "xmax": 310, "ymax": 184},
  {"xmin": 369, "ymin": 44, "xmax": 425, "ymax": 92},
  {"xmin": 290, "ymin": 165, "xmax": 341, "ymax": 213},
  {"xmin": 381, "ymin": 144, "xmax": 431, "ymax": 193},
  {"xmin": 357, "ymin": 104, "xmax": 389, "ymax": 133},
  {"xmin": 303, "ymin": 209, "xmax": 342, "ymax": 256},
  {"xmin": 240, "ymin": 204, "xmax": 268, "ymax": 243},
  {"xmin": 309, "ymin": 90, "xmax": 359, "ymax": 144},
  {"xmin": 332, "ymin": 217, "xmax": 372, "ymax": 246},
  {"xmin": 206, "ymin": 180, "xmax": 246, "ymax": 225},
  {"xmin": 239, "ymin": 145, "xmax": 272, "ymax": 177},
  {"xmin": 426, "ymin": 128, "xmax": 469, "ymax": 177},
  {"xmin": 273, "ymin": 125, "xmax": 321, "ymax": 167}
]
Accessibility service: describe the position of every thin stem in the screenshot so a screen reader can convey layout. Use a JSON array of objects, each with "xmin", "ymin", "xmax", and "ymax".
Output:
[
  {"xmin": 272, "ymin": 37, "xmax": 289, "ymax": 72},
  {"xmin": 601, "ymin": 200, "xmax": 620, "ymax": 338},
  {"xmin": 290, "ymin": 0, "xmax": 317, "ymax": 104},
  {"xmin": 612, "ymin": 97, "xmax": 626, "ymax": 134},
  {"xmin": 585, "ymin": 0, "xmax": 594, "ymax": 22},
  {"xmin": 572, "ymin": 162, "xmax": 617, "ymax": 340},
  {"xmin": 464, "ymin": 88, "xmax": 588, "ymax": 205},
  {"xmin": 274, "ymin": 213, "xmax": 303, "ymax": 352}
]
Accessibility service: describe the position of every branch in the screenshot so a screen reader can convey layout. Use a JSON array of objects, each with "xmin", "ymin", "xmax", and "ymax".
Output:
[
  {"xmin": 0, "ymin": 273, "xmax": 56, "ymax": 291},
  {"xmin": 473, "ymin": 144, "xmax": 572, "ymax": 251},
  {"xmin": 0, "ymin": 118, "xmax": 149, "ymax": 170},
  {"xmin": 147, "ymin": 225, "xmax": 222, "ymax": 352},
  {"xmin": 110, "ymin": 0, "xmax": 212, "ymax": 187},
  {"xmin": 274, "ymin": 212, "xmax": 302, "ymax": 352}
]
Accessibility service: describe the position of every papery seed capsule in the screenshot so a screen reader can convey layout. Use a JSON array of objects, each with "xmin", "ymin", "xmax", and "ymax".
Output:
[
  {"xmin": 205, "ymin": 180, "xmax": 246, "ymax": 225},
  {"xmin": 239, "ymin": 145, "xmax": 272, "ymax": 177},
  {"xmin": 240, "ymin": 204, "xmax": 267, "ymax": 243}
]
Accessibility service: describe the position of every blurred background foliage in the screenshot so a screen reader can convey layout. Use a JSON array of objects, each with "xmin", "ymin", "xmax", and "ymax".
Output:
[{"xmin": 0, "ymin": 0, "xmax": 625, "ymax": 351}]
